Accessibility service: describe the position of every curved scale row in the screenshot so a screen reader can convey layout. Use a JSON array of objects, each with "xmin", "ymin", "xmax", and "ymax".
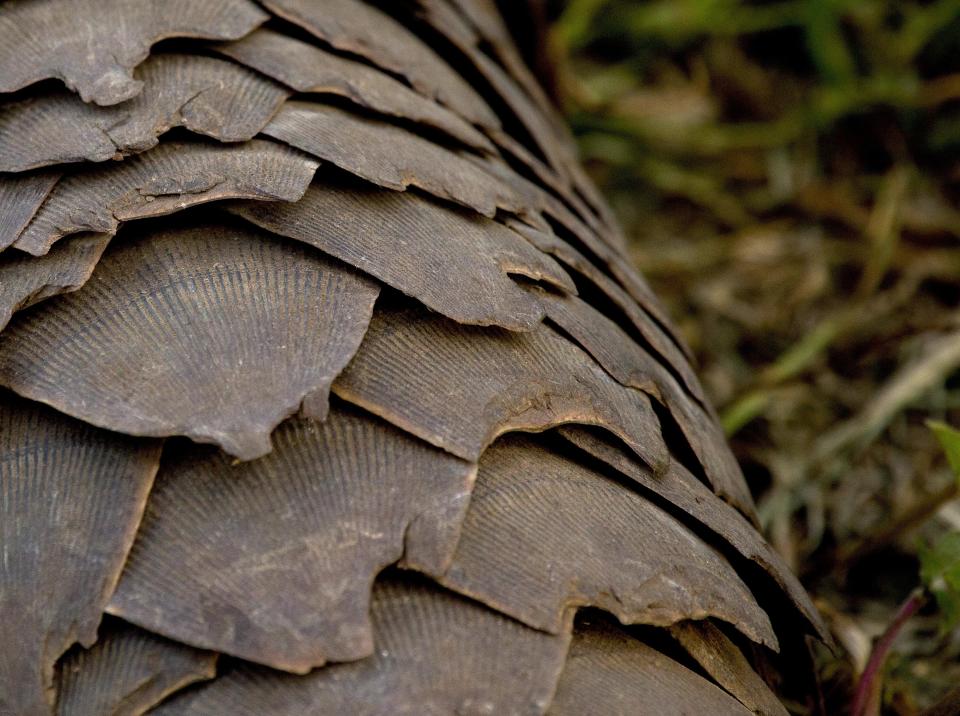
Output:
[
  {"xmin": 13, "ymin": 140, "xmax": 318, "ymax": 256},
  {"xmin": 0, "ymin": 54, "xmax": 290, "ymax": 172}
]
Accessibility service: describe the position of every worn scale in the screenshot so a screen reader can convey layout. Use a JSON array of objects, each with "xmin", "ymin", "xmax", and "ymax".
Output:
[{"xmin": 0, "ymin": 0, "xmax": 825, "ymax": 714}]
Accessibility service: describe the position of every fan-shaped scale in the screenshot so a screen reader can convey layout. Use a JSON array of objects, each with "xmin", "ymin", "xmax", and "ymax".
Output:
[
  {"xmin": 232, "ymin": 183, "xmax": 574, "ymax": 331},
  {"xmin": 549, "ymin": 617, "xmax": 752, "ymax": 716},
  {"xmin": 0, "ymin": 394, "xmax": 160, "ymax": 716},
  {"xmin": 151, "ymin": 573, "xmax": 571, "ymax": 715},
  {"xmin": 435, "ymin": 435, "xmax": 777, "ymax": 649},
  {"xmin": 332, "ymin": 305, "xmax": 671, "ymax": 471},
  {"xmin": 217, "ymin": 29, "xmax": 493, "ymax": 155},
  {"xmin": 261, "ymin": 101, "xmax": 539, "ymax": 223},
  {"xmin": 54, "ymin": 620, "xmax": 216, "ymax": 716},
  {"xmin": 13, "ymin": 140, "xmax": 318, "ymax": 256},
  {"xmin": 0, "ymin": 0, "xmax": 267, "ymax": 105},
  {"xmin": 108, "ymin": 405, "xmax": 475, "ymax": 672},
  {"xmin": 261, "ymin": 0, "xmax": 499, "ymax": 128},
  {"xmin": 0, "ymin": 54, "xmax": 290, "ymax": 172},
  {"xmin": 0, "ymin": 223, "xmax": 380, "ymax": 459},
  {"xmin": 0, "ymin": 233, "xmax": 111, "ymax": 331}
]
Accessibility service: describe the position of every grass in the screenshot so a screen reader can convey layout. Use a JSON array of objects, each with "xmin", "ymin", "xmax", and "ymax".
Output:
[{"xmin": 547, "ymin": 0, "xmax": 960, "ymax": 712}]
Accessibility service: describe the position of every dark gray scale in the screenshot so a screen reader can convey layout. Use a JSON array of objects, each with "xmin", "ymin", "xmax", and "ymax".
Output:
[
  {"xmin": 559, "ymin": 426, "xmax": 828, "ymax": 642},
  {"xmin": 432, "ymin": 435, "xmax": 777, "ymax": 649},
  {"xmin": 150, "ymin": 573, "xmax": 571, "ymax": 716},
  {"xmin": 0, "ymin": 233, "xmax": 111, "ymax": 331},
  {"xmin": 332, "ymin": 305, "xmax": 671, "ymax": 472},
  {"xmin": 0, "ymin": 0, "xmax": 822, "ymax": 712},
  {"xmin": 0, "ymin": 0, "xmax": 267, "ymax": 105},
  {"xmin": 548, "ymin": 617, "xmax": 754, "ymax": 716},
  {"xmin": 512, "ymin": 222, "xmax": 707, "ymax": 410},
  {"xmin": 54, "ymin": 620, "xmax": 216, "ymax": 716},
  {"xmin": 261, "ymin": 0, "xmax": 500, "ymax": 129},
  {"xmin": 668, "ymin": 620, "xmax": 790, "ymax": 716},
  {"xmin": 14, "ymin": 140, "xmax": 318, "ymax": 256},
  {"xmin": 531, "ymin": 285, "xmax": 757, "ymax": 519},
  {"xmin": 108, "ymin": 405, "xmax": 475, "ymax": 673},
  {"xmin": 0, "ymin": 394, "xmax": 161, "ymax": 716},
  {"xmin": 0, "ymin": 54, "xmax": 290, "ymax": 172},
  {"xmin": 0, "ymin": 223, "xmax": 380, "ymax": 460},
  {"xmin": 231, "ymin": 183, "xmax": 574, "ymax": 331},
  {"xmin": 260, "ymin": 100, "xmax": 544, "ymax": 224},
  {"xmin": 421, "ymin": 0, "xmax": 567, "ymax": 137},
  {"xmin": 0, "ymin": 171, "xmax": 60, "ymax": 251},
  {"xmin": 216, "ymin": 29, "xmax": 495, "ymax": 154}
]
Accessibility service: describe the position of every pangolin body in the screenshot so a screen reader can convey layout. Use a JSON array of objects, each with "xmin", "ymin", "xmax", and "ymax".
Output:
[{"xmin": 0, "ymin": 1, "xmax": 823, "ymax": 713}]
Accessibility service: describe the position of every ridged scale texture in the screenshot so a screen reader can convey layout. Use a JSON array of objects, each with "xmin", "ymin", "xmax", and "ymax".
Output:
[{"xmin": 0, "ymin": 1, "xmax": 824, "ymax": 714}]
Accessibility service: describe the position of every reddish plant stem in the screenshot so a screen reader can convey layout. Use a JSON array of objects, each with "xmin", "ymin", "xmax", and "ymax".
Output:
[{"xmin": 851, "ymin": 588, "xmax": 926, "ymax": 716}]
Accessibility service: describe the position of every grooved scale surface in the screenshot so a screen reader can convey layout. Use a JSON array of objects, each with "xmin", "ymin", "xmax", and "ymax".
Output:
[
  {"xmin": 262, "ymin": 101, "xmax": 538, "ymax": 222},
  {"xmin": 13, "ymin": 140, "xmax": 318, "ymax": 256},
  {"xmin": 0, "ymin": 0, "xmax": 267, "ymax": 105},
  {"xmin": 261, "ymin": 0, "xmax": 499, "ymax": 128},
  {"xmin": 0, "ymin": 0, "xmax": 819, "ymax": 711},
  {"xmin": 54, "ymin": 620, "xmax": 216, "ymax": 716},
  {"xmin": 152, "ymin": 574, "xmax": 571, "ymax": 716},
  {"xmin": 109, "ymin": 406, "xmax": 475, "ymax": 673},
  {"xmin": 0, "ymin": 224, "xmax": 380, "ymax": 459},
  {"xmin": 669, "ymin": 620, "xmax": 789, "ymax": 716},
  {"xmin": 534, "ymin": 286, "xmax": 756, "ymax": 517},
  {"xmin": 559, "ymin": 427, "xmax": 829, "ymax": 642},
  {"xmin": 0, "ymin": 233, "xmax": 111, "ymax": 331},
  {"xmin": 549, "ymin": 617, "xmax": 752, "ymax": 716},
  {"xmin": 0, "ymin": 394, "xmax": 160, "ymax": 716},
  {"xmin": 0, "ymin": 54, "xmax": 290, "ymax": 172},
  {"xmin": 437, "ymin": 435, "xmax": 776, "ymax": 648},
  {"xmin": 217, "ymin": 29, "xmax": 493, "ymax": 154},
  {"xmin": 233, "ymin": 183, "xmax": 573, "ymax": 331},
  {"xmin": 0, "ymin": 171, "xmax": 59, "ymax": 251},
  {"xmin": 333, "ymin": 305, "xmax": 670, "ymax": 470},
  {"xmin": 513, "ymin": 223, "xmax": 708, "ymax": 413}
]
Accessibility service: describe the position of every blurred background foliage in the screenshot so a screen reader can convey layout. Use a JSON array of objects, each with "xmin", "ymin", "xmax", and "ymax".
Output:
[{"xmin": 544, "ymin": 0, "xmax": 960, "ymax": 713}]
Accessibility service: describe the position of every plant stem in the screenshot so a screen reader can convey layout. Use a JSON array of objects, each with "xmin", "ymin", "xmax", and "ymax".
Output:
[{"xmin": 851, "ymin": 588, "xmax": 926, "ymax": 716}]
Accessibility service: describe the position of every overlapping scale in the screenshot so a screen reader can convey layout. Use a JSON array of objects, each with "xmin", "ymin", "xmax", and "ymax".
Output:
[
  {"xmin": 0, "ymin": 1, "xmax": 823, "ymax": 712},
  {"xmin": 0, "ymin": 223, "xmax": 380, "ymax": 459},
  {"xmin": 13, "ymin": 140, "xmax": 318, "ymax": 256},
  {"xmin": 0, "ymin": 54, "xmax": 290, "ymax": 172},
  {"xmin": 0, "ymin": 171, "xmax": 59, "ymax": 250},
  {"xmin": 0, "ymin": 394, "xmax": 160, "ymax": 716},
  {"xmin": 54, "ymin": 620, "xmax": 216, "ymax": 716},
  {"xmin": 533, "ymin": 286, "xmax": 756, "ymax": 517},
  {"xmin": 261, "ymin": 0, "xmax": 499, "ymax": 128},
  {"xmin": 332, "ymin": 305, "xmax": 670, "ymax": 471},
  {"xmin": 549, "ymin": 617, "xmax": 752, "ymax": 716},
  {"xmin": 108, "ymin": 405, "xmax": 475, "ymax": 672},
  {"xmin": 217, "ymin": 29, "xmax": 493, "ymax": 154},
  {"xmin": 151, "ymin": 573, "xmax": 570, "ymax": 715},
  {"xmin": 0, "ymin": 0, "xmax": 267, "ymax": 105},
  {"xmin": 559, "ymin": 427, "xmax": 828, "ymax": 641},
  {"xmin": 232, "ymin": 183, "xmax": 573, "ymax": 331},
  {"xmin": 0, "ymin": 233, "xmax": 110, "ymax": 331},
  {"xmin": 435, "ymin": 435, "xmax": 776, "ymax": 648},
  {"xmin": 668, "ymin": 620, "xmax": 789, "ymax": 716},
  {"xmin": 261, "ymin": 101, "xmax": 541, "ymax": 223}
]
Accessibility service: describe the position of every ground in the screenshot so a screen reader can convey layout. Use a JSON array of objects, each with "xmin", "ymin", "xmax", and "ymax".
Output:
[{"xmin": 547, "ymin": 0, "xmax": 960, "ymax": 712}]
